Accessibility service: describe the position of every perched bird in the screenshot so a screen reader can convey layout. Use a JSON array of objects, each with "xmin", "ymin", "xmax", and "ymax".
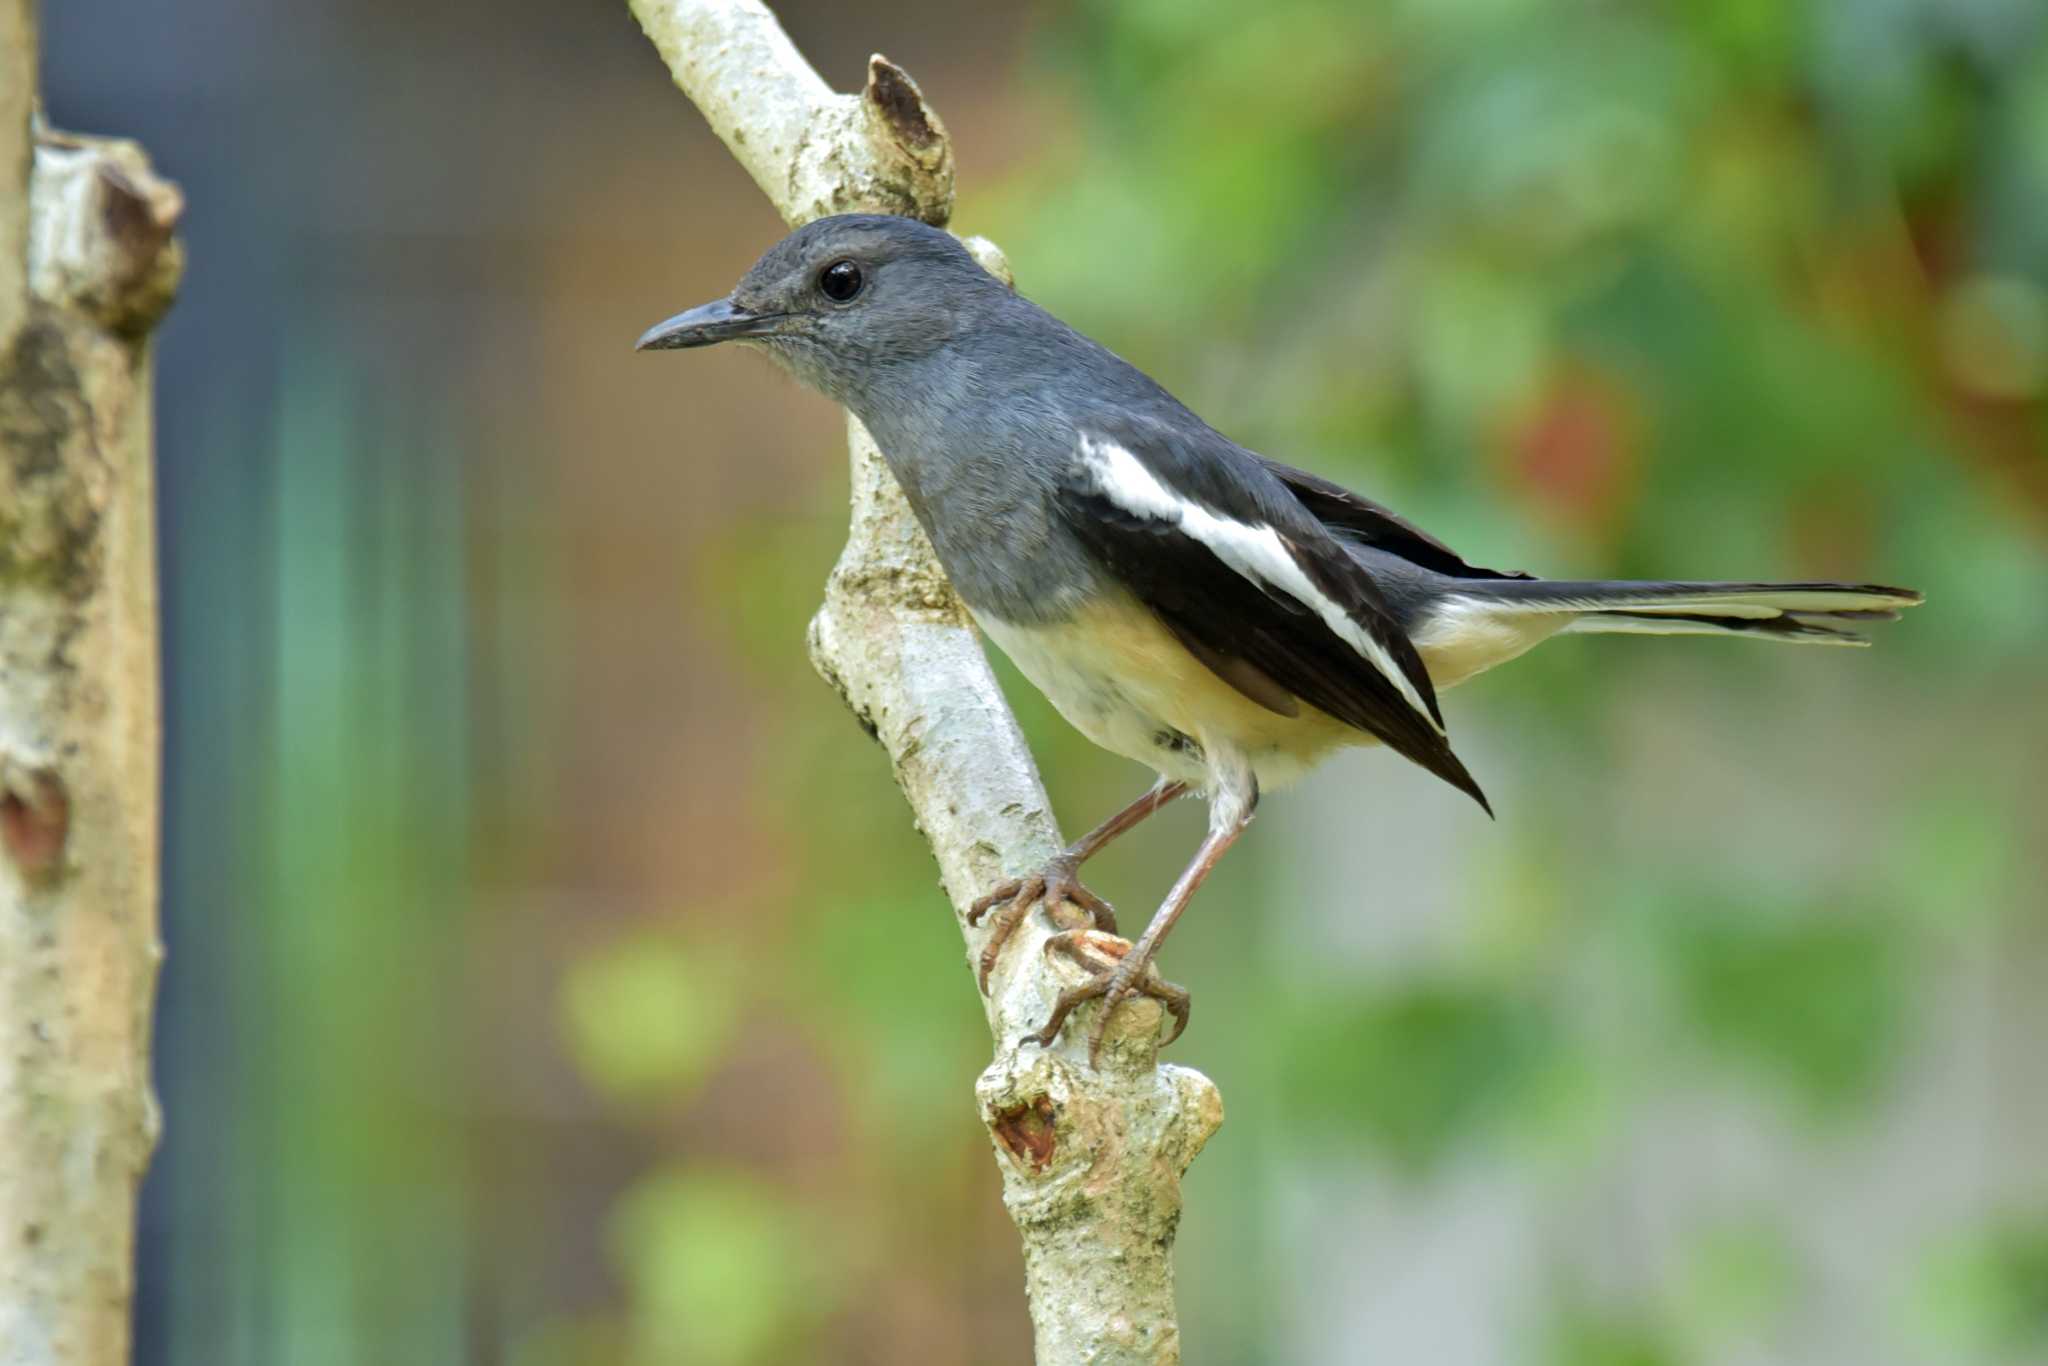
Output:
[{"xmin": 638, "ymin": 215, "xmax": 1921, "ymax": 1061}]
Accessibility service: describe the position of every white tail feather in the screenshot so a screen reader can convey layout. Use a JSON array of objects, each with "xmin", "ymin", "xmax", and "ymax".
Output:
[
  {"xmin": 1483, "ymin": 587, "xmax": 1918, "ymax": 617},
  {"xmin": 1410, "ymin": 580, "xmax": 1920, "ymax": 687}
]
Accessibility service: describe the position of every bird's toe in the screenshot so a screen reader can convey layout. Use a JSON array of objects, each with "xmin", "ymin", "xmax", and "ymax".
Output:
[
  {"xmin": 1025, "ymin": 931, "xmax": 1188, "ymax": 1065},
  {"xmin": 969, "ymin": 857, "xmax": 1117, "ymax": 993}
]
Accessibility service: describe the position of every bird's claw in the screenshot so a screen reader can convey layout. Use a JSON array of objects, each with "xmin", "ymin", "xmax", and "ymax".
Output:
[
  {"xmin": 966, "ymin": 855, "xmax": 1117, "ymax": 994},
  {"xmin": 1025, "ymin": 930, "xmax": 1190, "ymax": 1066}
]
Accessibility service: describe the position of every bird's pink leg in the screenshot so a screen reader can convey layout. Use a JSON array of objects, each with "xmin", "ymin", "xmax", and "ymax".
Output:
[
  {"xmin": 967, "ymin": 780, "xmax": 1189, "ymax": 993},
  {"xmin": 1028, "ymin": 803, "xmax": 1253, "ymax": 1063}
]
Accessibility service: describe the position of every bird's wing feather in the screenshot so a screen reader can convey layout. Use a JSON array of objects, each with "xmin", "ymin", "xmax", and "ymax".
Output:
[
  {"xmin": 1056, "ymin": 427, "xmax": 1489, "ymax": 812},
  {"xmin": 1259, "ymin": 457, "xmax": 1536, "ymax": 582}
]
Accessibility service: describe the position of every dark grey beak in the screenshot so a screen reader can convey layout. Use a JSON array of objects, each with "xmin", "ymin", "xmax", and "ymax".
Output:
[{"xmin": 634, "ymin": 298, "xmax": 786, "ymax": 351}]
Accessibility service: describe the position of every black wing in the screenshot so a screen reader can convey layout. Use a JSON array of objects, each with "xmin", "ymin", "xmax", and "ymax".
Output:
[
  {"xmin": 1260, "ymin": 458, "xmax": 1536, "ymax": 583},
  {"xmin": 1055, "ymin": 428, "xmax": 1490, "ymax": 813}
]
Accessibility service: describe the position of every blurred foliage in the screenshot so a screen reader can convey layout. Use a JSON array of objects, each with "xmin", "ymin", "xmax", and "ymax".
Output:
[
  {"xmin": 561, "ymin": 932, "xmax": 738, "ymax": 1104},
  {"xmin": 1672, "ymin": 1221, "xmax": 1798, "ymax": 1347},
  {"xmin": 561, "ymin": 0, "xmax": 2047, "ymax": 1361},
  {"xmin": 1913, "ymin": 1216, "xmax": 2048, "ymax": 1361},
  {"xmin": 114, "ymin": 0, "xmax": 2048, "ymax": 1362},
  {"xmin": 1546, "ymin": 1309, "xmax": 1686, "ymax": 1366},
  {"xmin": 1282, "ymin": 978, "xmax": 1563, "ymax": 1173},
  {"xmin": 608, "ymin": 1166, "xmax": 839, "ymax": 1365},
  {"xmin": 1539, "ymin": 1222, "xmax": 1803, "ymax": 1366},
  {"xmin": 1646, "ymin": 889, "xmax": 1911, "ymax": 1116}
]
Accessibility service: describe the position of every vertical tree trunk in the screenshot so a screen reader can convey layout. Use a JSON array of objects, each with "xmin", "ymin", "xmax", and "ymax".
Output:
[
  {"xmin": 0, "ymin": 2, "xmax": 182, "ymax": 1359},
  {"xmin": 628, "ymin": 4, "xmax": 1222, "ymax": 1361}
]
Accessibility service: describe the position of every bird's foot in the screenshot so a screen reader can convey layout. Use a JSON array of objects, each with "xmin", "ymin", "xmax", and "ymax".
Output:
[
  {"xmin": 1026, "ymin": 930, "xmax": 1189, "ymax": 1066},
  {"xmin": 966, "ymin": 854, "xmax": 1117, "ymax": 994}
]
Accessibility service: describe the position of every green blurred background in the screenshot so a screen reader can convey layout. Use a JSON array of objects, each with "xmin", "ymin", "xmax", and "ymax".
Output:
[{"xmin": 42, "ymin": 0, "xmax": 2048, "ymax": 1362}]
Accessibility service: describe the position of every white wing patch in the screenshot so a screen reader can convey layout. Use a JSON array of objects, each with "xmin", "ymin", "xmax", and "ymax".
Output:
[{"xmin": 1079, "ymin": 434, "xmax": 1441, "ymax": 733}]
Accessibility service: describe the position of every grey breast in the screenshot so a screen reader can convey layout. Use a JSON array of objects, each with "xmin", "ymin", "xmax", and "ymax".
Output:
[{"xmin": 847, "ymin": 298, "xmax": 1124, "ymax": 629}]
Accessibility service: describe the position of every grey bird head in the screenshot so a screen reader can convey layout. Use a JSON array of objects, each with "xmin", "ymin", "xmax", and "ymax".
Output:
[{"xmin": 636, "ymin": 214, "xmax": 1007, "ymax": 406}]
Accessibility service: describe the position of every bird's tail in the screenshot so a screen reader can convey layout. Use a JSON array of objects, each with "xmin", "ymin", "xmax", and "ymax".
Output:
[{"xmin": 1458, "ymin": 579, "xmax": 1923, "ymax": 646}]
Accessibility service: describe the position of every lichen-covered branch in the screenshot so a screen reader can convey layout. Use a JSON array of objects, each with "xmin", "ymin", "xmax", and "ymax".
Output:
[
  {"xmin": 626, "ymin": 2, "xmax": 1222, "ymax": 1360},
  {"xmin": 0, "ymin": 2, "xmax": 182, "ymax": 1359}
]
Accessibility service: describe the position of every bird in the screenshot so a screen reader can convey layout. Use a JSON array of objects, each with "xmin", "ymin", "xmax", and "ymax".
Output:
[{"xmin": 637, "ymin": 214, "xmax": 1922, "ymax": 1062}]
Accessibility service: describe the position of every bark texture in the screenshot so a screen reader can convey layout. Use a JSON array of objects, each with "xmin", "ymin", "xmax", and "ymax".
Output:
[
  {"xmin": 626, "ymin": 3, "xmax": 1222, "ymax": 1361},
  {"xmin": 0, "ymin": 2, "xmax": 182, "ymax": 1358}
]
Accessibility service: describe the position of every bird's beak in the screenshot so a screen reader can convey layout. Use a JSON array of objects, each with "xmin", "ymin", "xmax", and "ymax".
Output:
[{"xmin": 634, "ymin": 298, "xmax": 786, "ymax": 351}]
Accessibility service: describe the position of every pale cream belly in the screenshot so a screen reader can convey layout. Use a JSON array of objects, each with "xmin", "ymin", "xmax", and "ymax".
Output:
[
  {"xmin": 975, "ymin": 589, "xmax": 1567, "ymax": 798},
  {"xmin": 972, "ymin": 594, "xmax": 1361, "ymax": 792}
]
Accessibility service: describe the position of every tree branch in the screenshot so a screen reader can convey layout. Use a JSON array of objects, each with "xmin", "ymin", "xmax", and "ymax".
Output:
[
  {"xmin": 0, "ymin": 2, "xmax": 182, "ymax": 1358},
  {"xmin": 0, "ymin": 0, "xmax": 32, "ymax": 341},
  {"xmin": 627, "ymin": 2, "xmax": 1222, "ymax": 1360}
]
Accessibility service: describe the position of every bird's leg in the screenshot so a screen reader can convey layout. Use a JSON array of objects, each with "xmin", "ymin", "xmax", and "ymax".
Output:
[
  {"xmin": 1040, "ymin": 932, "xmax": 1191, "ymax": 1054},
  {"xmin": 1028, "ymin": 793, "xmax": 1256, "ymax": 1064},
  {"xmin": 967, "ymin": 779, "xmax": 1189, "ymax": 994}
]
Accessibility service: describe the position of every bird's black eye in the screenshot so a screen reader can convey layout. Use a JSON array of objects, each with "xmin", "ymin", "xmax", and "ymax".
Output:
[{"xmin": 818, "ymin": 259, "xmax": 864, "ymax": 303}]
